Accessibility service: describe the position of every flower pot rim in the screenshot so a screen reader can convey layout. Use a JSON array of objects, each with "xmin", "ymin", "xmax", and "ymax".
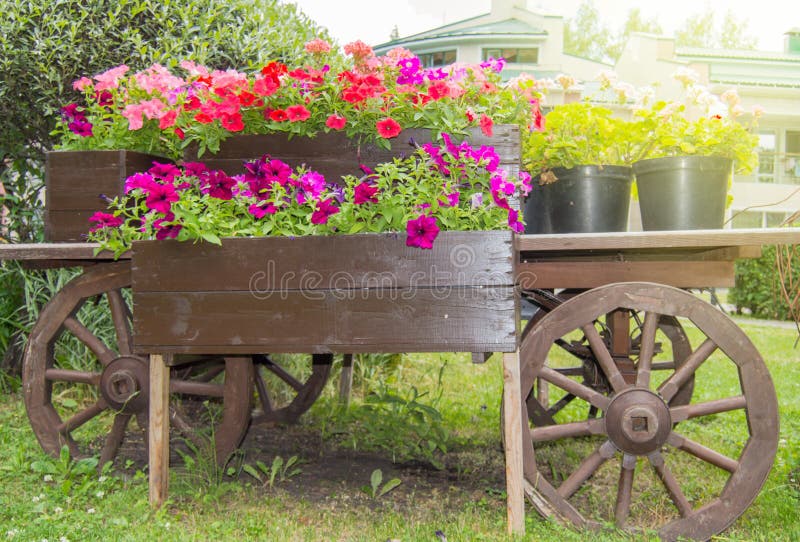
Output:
[
  {"xmin": 632, "ymin": 155, "xmax": 733, "ymax": 174},
  {"xmin": 550, "ymin": 164, "xmax": 633, "ymax": 177}
]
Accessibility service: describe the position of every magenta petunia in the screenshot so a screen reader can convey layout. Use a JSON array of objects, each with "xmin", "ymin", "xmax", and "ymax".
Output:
[
  {"xmin": 406, "ymin": 215, "xmax": 440, "ymax": 250},
  {"xmin": 202, "ymin": 170, "xmax": 236, "ymax": 200},
  {"xmin": 88, "ymin": 212, "xmax": 123, "ymax": 232},
  {"xmin": 68, "ymin": 120, "xmax": 93, "ymax": 137},
  {"xmin": 144, "ymin": 183, "xmax": 179, "ymax": 214},
  {"xmin": 248, "ymin": 202, "xmax": 278, "ymax": 218},
  {"xmin": 507, "ymin": 209, "xmax": 524, "ymax": 233},
  {"xmin": 124, "ymin": 172, "xmax": 155, "ymax": 193},
  {"xmin": 354, "ymin": 182, "xmax": 379, "ymax": 204},
  {"xmin": 310, "ymin": 198, "xmax": 339, "ymax": 224},
  {"xmin": 148, "ymin": 162, "xmax": 182, "ymax": 183}
]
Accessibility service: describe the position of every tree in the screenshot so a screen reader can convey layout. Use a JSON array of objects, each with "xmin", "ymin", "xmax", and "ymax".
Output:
[
  {"xmin": 563, "ymin": 0, "xmax": 614, "ymax": 63},
  {"xmin": 674, "ymin": 8, "xmax": 757, "ymax": 49},
  {"xmin": 607, "ymin": 8, "xmax": 663, "ymax": 61}
]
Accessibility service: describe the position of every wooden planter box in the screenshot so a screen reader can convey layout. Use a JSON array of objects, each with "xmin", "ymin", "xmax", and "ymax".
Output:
[
  {"xmin": 184, "ymin": 125, "xmax": 520, "ymax": 182},
  {"xmin": 45, "ymin": 150, "xmax": 161, "ymax": 242},
  {"xmin": 131, "ymin": 231, "xmax": 518, "ymax": 355}
]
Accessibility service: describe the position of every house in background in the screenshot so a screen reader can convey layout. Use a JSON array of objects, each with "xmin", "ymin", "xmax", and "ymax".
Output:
[{"xmin": 374, "ymin": 0, "xmax": 800, "ymax": 229}]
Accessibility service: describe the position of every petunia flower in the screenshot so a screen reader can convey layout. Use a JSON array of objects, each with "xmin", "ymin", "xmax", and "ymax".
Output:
[
  {"xmin": 354, "ymin": 182, "xmax": 379, "ymax": 204},
  {"xmin": 304, "ymin": 38, "xmax": 332, "ymax": 54},
  {"xmin": 406, "ymin": 215, "xmax": 440, "ymax": 249},
  {"xmin": 286, "ymin": 105, "xmax": 311, "ymax": 122},
  {"xmin": 507, "ymin": 209, "xmax": 524, "ymax": 233},
  {"xmin": 145, "ymin": 183, "xmax": 179, "ymax": 214},
  {"xmin": 376, "ymin": 118, "xmax": 402, "ymax": 139},
  {"xmin": 480, "ymin": 114, "xmax": 494, "ymax": 137},
  {"xmin": 202, "ymin": 170, "xmax": 236, "ymax": 200},
  {"xmin": 326, "ymin": 114, "xmax": 347, "ymax": 130},
  {"xmin": 310, "ymin": 198, "xmax": 340, "ymax": 224},
  {"xmin": 269, "ymin": 109, "xmax": 289, "ymax": 122},
  {"xmin": 88, "ymin": 212, "xmax": 123, "ymax": 232},
  {"xmin": 68, "ymin": 120, "xmax": 93, "ymax": 137},
  {"xmin": 248, "ymin": 202, "xmax": 278, "ymax": 218}
]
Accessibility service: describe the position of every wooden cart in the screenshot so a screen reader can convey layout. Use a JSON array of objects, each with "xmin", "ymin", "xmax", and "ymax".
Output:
[{"xmin": 3, "ymin": 228, "xmax": 800, "ymax": 542}]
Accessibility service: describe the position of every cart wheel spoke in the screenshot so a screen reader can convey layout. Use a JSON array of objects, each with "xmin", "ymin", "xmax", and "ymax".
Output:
[
  {"xmin": 614, "ymin": 453, "xmax": 637, "ymax": 527},
  {"xmin": 106, "ymin": 289, "xmax": 132, "ymax": 356},
  {"xmin": 170, "ymin": 378, "xmax": 224, "ymax": 398},
  {"xmin": 658, "ymin": 338, "xmax": 718, "ymax": 403},
  {"xmin": 58, "ymin": 399, "xmax": 108, "ymax": 435},
  {"xmin": 256, "ymin": 355, "xmax": 304, "ymax": 391},
  {"xmin": 649, "ymin": 451, "xmax": 693, "ymax": 517},
  {"xmin": 99, "ymin": 413, "xmax": 132, "ymax": 468},
  {"xmin": 44, "ymin": 368, "xmax": 100, "ymax": 386},
  {"xmin": 531, "ymin": 417, "xmax": 604, "ymax": 443},
  {"xmin": 539, "ymin": 366, "xmax": 610, "ymax": 411},
  {"xmin": 670, "ymin": 395, "xmax": 747, "ymax": 423},
  {"xmin": 62, "ymin": 316, "xmax": 115, "ymax": 367},
  {"xmin": 251, "ymin": 353, "xmax": 332, "ymax": 424},
  {"xmin": 557, "ymin": 440, "xmax": 616, "ymax": 499},
  {"xmin": 667, "ymin": 432, "xmax": 739, "ymax": 473},
  {"xmin": 635, "ymin": 311, "xmax": 659, "ymax": 388},
  {"xmin": 581, "ymin": 323, "xmax": 628, "ymax": 392}
]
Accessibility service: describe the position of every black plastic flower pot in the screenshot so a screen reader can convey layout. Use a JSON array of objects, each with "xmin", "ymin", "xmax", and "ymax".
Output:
[
  {"xmin": 523, "ymin": 165, "xmax": 633, "ymax": 234},
  {"xmin": 633, "ymin": 156, "xmax": 732, "ymax": 231}
]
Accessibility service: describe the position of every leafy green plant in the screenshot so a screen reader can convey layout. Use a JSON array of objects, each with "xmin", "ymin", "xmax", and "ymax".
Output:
[
  {"xmin": 29, "ymin": 445, "xmax": 117, "ymax": 499},
  {"xmin": 242, "ymin": 455, "xmax": 302, "ymax": 488},
  {"xmin": 523, "ymin": 102, "xmax": 635, "ymax": 182},
  {"xmin": 361, "ymin": 469, "xmax": 401, "ymax": 499},
  {"xmin": 729, "ymin": 245, "xmax": 800, "ymax": 321}
]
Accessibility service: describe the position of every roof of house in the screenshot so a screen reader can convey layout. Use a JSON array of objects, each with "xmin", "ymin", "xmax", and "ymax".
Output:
[
  {"xmin": 375, "ymin": 17, "xmax": 546, "ymax": 49},
  {"xmin": 676, "ymin": 47, "xmax": 800, "ymax": 63}
]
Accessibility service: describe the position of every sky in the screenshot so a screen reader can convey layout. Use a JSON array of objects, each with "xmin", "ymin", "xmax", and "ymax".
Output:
[{"xmin": 289, "ymin": 0, "xmax": 793, "ymax": 52}]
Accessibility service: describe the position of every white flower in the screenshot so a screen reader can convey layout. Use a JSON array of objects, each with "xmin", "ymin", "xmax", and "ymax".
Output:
[
  {"xmin": 59, "ymin": 537, "xmax": 70, "ymax": 542},
  {"xmin": 673, "ymin": 67, "xmax": 699, "ymax": 86},
  {"xmin": 43, "ymin": 475, "xmax": 53, "ymax": 482},
  {"xmin": 613, "ymin": 82, "xmax": 635, "ymax": 102},
  {"xmin": 7, "ymin": 529, "xmax": 19, "ymax": 538},
  {"xmin": 87, "ymin": 508, "xmax": 95, "ymax": 514},
  {"xmin": 98, "ymin": 475, "xmax": 107, "ymax": 483},
  {"xmin": 633, "ymin": 86, "xmax": 656, "ymax": 109},
  {"xmin": 730, "ymin": 104, "xmax": 745, "ymax": 118},
  {"xmin": 95, "ymin": 490, "xmax": 105, "ymax": 499},
  {"xmin": 31, "ymin": 495, "xmax": 41, "ymax": 503},
  {"xmin": 555, "ymin": 73, "xmax": 576, "ymax": 90},
  {"xmin": 596, "ymin": 70, "xmax": 618, "ymax": 89},
  {"xmin": 752, "ymin": 104, "xmax": 765, "ymax": 120},
  {"xmin": 720, "ymin": 89, "xmax": 740, "ymax": 107},
  {"xmin": 53, "ymin": 507, "xmax": 63, "ymax": 514}
]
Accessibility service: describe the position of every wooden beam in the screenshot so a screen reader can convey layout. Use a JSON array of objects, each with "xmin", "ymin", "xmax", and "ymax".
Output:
[
  {"xmin": 517, "ymin": 261, "xmax": 735, "ymax": 289},
  {"xmin": 0, "ymin": 243, "xmax": 126, "ymax": 261},
  {"xmin": 515, "ymin": 227, "xmax": 800, "ymax": 252},
  {"xmin": 502, "ymin": 350, "xmax": 525, "ymax": 536},
  {"xmin": 149, "ymin": 353, "xmax": 171, "ymax": 508},
  {"xmin": 338, "ymin": 354, "xmax": 354, "ymax": 407}
]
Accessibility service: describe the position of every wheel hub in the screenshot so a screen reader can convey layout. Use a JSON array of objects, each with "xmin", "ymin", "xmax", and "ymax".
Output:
[
  {"xmin": 605, "ymin": 388, "xmax": 671, "ymax": 455},
  {"xmin": 99, "ymin": 356, "xmax": 149, "ymax": 413}
]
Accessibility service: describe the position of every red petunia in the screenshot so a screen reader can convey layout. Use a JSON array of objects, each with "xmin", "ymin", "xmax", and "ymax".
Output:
[
  {"xmin": 376, "ymin": 117, "xmax": 402, "ymax": 139},
  {"xmin": 480, "ymin": 114, "xmax": 494, "ymax": 137},
  {"xmin": 220, "ymin": 112, "xmax": 244, "ymax": 131},
  {"xmin": 286, "ymin": 104, "xmax": 311, "ymax": 122},
  {"xmin": 269, "ymin": 109, "xmax": 289, "ymax": 122},
  {"xmin": 326, "ymin": 114, "xmax": 347, "ymax": 130},
  {"xmin": 253, "ymin": 76, "xmax": 280, "ymax": 97},
  {"xmin": 354, "ymin": 182, "xmax": 379, "ymax": 204}
]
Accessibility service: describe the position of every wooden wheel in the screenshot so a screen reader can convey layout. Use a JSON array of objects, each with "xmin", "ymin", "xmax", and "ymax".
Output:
[
  {"xmin": 519, "ymin": 283, "xmax": 778, "ymax": 542},
  {"xmin": 523, "ymin": 289, "xmax": 694, "ymax": 427},
  {"xmin": 251, "ymin": 353, "xmax": 332, "ymax": 424},
  {"xmin": 22, "ymin": 262, "xmax": 252, "ymax": 467}
]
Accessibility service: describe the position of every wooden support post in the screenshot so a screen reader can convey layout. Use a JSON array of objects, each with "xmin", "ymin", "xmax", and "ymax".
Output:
[
  {"xmin": 149, "ymin": 353, "xmax": 171, "ymax": 507},
  {"xmin": 502, "ymin": 350, "xmax": 526, "ymax": 535},
  {"xmin": 338, "ymin": 354, "xmax": 354, "ymax": 407}
]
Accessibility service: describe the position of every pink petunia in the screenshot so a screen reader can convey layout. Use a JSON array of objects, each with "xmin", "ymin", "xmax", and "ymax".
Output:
[
  {"xmin": 286, "ymin": 105, "xmax": 311, "ymax": 122},
  {"xmin": 326, "ymin": 114, "xmax": 347, "ymax": 130},
  {"xmin": 480, "ymin": 114, "xmax": 494, "ymax": 137},
  {"xmin": 310, "ymin": 198, "xmax": 340, "ymax": 225},
  {"xmin": 124, "ymin": 172, "xmax": 155, "ymax": 193},
  {"xmin": 248, "ymin": 202, "xmax": 278, "ymax": 218},
  {"xmin": 72, "ymin": 77, "xmax": 92, "ymax": 91},
  {"xmin": 406, "ymin": 215, "xmax": 440, "ymax": 250},
  {"xmin": 507, "ymin": 209, "xmax": 524, "ymax": 233},
  {"xmin": 93, "ymin": 65, "xmax": 129, "ymax": 91},
  {"xmin": 304, "ymin": 38, "xmax": 332, "ymax": 54},
  {"xmin": 158, "ymin": 110, "xmax": 178, "ymax": 129},
  {"xmin": 88, "ymin": 212, "xmax": 123, "ymax": 232},
  {"xmin": 144, "ymin": 183, "xmax": 179, "ymax": 214},
  {"xmin": 354, "ymin": 182, "xmax": 379, "ymax": 204},
  {"xmin": 376, "ymin": 117, "xmax": 402, "ymax": 139}
]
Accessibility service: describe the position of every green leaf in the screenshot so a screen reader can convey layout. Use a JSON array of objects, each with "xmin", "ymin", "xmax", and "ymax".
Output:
[
  {"xmin": 370, "ymin": 468, "xmax": 383, "ymax": 492},
  {"xmin": 378, "ymin": 478, "xmax": 402, "ymax": 498}
]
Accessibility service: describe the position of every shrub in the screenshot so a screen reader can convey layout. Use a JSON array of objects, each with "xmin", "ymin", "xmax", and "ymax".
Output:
[{"xmin": 729, "ymin": 245, "xmax": 800, "ymax": 321}]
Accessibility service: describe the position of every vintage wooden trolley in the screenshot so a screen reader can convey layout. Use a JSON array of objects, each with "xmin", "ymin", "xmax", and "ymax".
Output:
[{"xmin": 3, "ymin": 126, "xmax": 800, "ymax": 541}]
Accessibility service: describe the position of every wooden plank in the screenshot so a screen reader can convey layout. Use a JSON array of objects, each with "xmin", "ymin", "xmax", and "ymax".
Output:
[
  {"xmin": 502, "ymin": 350, "xmax": 525, "ymax": 536},
  {"xmin": 185, "ymin": 126, "xmax": 520, "ymax": 182},
  {"xmin": 516, "ymin": 227, "xmax": 800, "ymax": 252},
  {"xmin": 149, "ymin": 353, "xmax": 171, "ymax": 508},
  {"xmin": 521, "ymin": 246, "xmax": 760, "ymax": 263},
  {"xmin": 133, "ymin": 287, "xmax": 517, "ymax": 354},
  {"xmin": 132, "ymin": 231, "xmax": 513, "ymax": 292},
  {"xmin": 517, "ymin": 261, "xmax": 735, "ymax": 289},
  {"xmin": 45, "ymin": 210, "xmax": 100, "ymax": 243},
  {"xmin": 338, "ymin": 354, "xmax": 354, "ymax": 407},
  {"xmin": 0, "ymin": 243, "xmax": 125, "ymax": 261}
]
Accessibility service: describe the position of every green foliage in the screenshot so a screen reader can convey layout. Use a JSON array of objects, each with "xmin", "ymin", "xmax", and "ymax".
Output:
[
  {"xmin": 563, "ymin": 1, "xmax": 614, "ymax": 63},
  {"xmin": 729, "ymin": 245, "xmax": 800, "ymax": 321},
  {"xmin": 28, "ymin": 445, "xmax": 119, "ymax": 500},
  {"xmin": 242, "ymin": 455, "xmax": 302, "ymax": 488},
  {"xmin": 523, "ymin": 102, "xmax": 635, "ymax": 177},
  {"xmin": 674, "ymin": 8, "xmax": 758, "ymax": 50},
  {"xmin": 607, "ymin": 8, "xmax": 663, "ymax": 60},
  {"xmin": 361, "ymin": 468, "xmax": 402, "ymax": 499}
]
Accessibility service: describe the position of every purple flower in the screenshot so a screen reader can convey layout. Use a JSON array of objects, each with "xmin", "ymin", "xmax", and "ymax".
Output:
[
  {"xmin": 471, "ymin": 193, "xmax": 484, "ymax": 208},
  {"xmin": 445, "ymin": 191, "xmax": 459, "ymax": 207},
  {"xmin": 153, "ymin": 213, "xmax": 182, "ymax": 240},
  {"xmin": 519, "ymin": 171, "xmax": 533, "ymax": 196},
  {"xmin": 202, "ymin": 170, "xmax": 236, "ymax": 200},
  {"xmin": 88, "ymin": 212, "xmax": 123, "ymax": 232},
  {"xmin": 507, "ymin": 209, "xmax": 524, "ymax": 233},
  {"xmin": 148, "ymin": 162, "xmax": 182, "ymax": 183},
  {"xmin": 491, "ymin": 174, "xmax": 516, "ymax": 196},
  {"xmin": 329, "ymin": 185, "xmax": 345, "ymax": 203},
  {"xmin": 480, "ymin": 57, "xmax": 506, "ymax": 73},
  {"xmin": 424, "ymin": 68, "xmax": 448, "ymax": 81},
  {"xmin": 248, "ymin": 202, "xmax": 277, "ymax": 218},
  {"xmin": 68, "ymin": 120, "xmax": 93, "ymax": 137},
  {"xmin": 183, "ymin": 162, "xmax": 209, "ymax": 177},
  {"xmin": 125, "ymin": 172, "xmax": 155, "ymax": 193},
  {"xmin": 354, "ymin": 182, "xmax": 379, "ymax": 204},
  {"xmin": 406, "ymin": 215, "xmax": 440, "ymax": 249},
  {"xmin": 298, "ymin": 171, "xmax": 326, "ymax": 201},
  {"xmin": 244, "ymin": 155, "xmax": 292, "ymax": 197},
  {"xmin": 310, "ymin": 198, "xmax": 339, "ymax": 225},
  {"xmin": 144, "ymin": 183, "xmax": 179, "ymax": 214}
]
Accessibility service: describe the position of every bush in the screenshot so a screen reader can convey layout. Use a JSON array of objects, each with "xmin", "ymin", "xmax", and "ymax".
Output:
[
  {"xmin": 729, "ymin": 245, "xmax": 800, "ymax": 321},
  {"xmin": 0, "ymin": 0, "xmax": 331, "ymax": 377}
]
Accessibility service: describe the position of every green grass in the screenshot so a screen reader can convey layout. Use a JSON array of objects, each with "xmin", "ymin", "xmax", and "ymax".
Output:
[{"xmin": 1, "ymin": 320, "xmax": 799, "ymax": 541}]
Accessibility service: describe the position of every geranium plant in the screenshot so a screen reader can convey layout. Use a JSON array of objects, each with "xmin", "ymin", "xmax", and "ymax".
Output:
[
  {"xmin": 54, "ymin": 40, "xmax": 544, "ymax": 160},
  {"xmin": 88, "ymin": 136, "xmax": 532, "ymax": 256},
  {"xmin": 629, "ymin": 68, "xmax": 761, "ymax": 174}
]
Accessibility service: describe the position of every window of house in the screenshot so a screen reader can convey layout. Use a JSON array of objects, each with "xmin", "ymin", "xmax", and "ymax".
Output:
[
  {"xmin": 755, "ymin": 131, "xmax": 776, "ymax": 183},
  {"xmin": 731, "ymin": 210, "xmax": 790, "ymax": 228},
  {"xmin": 482, "ymin": 47, "xmax": 539, "ymax": 64},
  {"xmin": 417, "ymin": 50, "xmax": 457, "ymax": 68},
  {"xmin": 785, "ymin": 130, "xmax": 800, "ymax": 185}
]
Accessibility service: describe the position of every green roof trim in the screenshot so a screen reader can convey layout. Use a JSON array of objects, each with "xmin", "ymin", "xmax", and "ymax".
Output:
[
  {"xmin": 676, "ymin": 47, "xmax": 800, "ymax": 63},
  {"xmin": 375, "ymin": 18, "xmax": 546, "ymax": 49}
]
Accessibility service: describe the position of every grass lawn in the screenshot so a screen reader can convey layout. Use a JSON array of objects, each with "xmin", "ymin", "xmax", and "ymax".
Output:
[{"xmin": 0, "ymin": 319, "xmax": 798, "ymax": 541}]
